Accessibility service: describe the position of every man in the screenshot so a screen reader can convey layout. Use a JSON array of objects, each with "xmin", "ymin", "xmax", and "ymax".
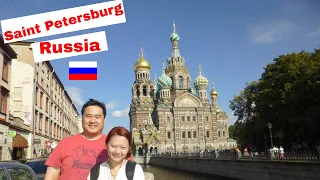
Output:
[{"xmin": 44, "ymin": 99, "xmax": 108, "ymax": 180}]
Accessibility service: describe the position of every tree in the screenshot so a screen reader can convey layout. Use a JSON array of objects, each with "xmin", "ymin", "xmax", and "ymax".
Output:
[{"xmin": 229, "ymin": 49, "xmax": 320, "ymax": 149}]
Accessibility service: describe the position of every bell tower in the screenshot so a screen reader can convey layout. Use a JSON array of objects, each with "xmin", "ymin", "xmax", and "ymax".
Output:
[{"xmin": 129, "ymin": 44, "xmax": 155, "ymax": 131}]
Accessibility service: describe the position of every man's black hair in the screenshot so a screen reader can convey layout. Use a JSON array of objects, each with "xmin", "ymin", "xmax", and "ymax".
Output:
[{"xmin": 81, "ymin": 99, "xmax": 106, "ymax": 118}]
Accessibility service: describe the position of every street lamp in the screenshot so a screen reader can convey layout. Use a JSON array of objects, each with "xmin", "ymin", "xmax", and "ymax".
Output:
[{"xmin": 267, "ymin": 122, "xmax": 273, "ymax": 148}]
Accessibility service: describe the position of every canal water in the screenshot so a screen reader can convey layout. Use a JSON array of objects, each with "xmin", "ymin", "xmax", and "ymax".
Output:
[{"xmin": 142, "ymin": 165, "xmax": 234, "ymax": 180}]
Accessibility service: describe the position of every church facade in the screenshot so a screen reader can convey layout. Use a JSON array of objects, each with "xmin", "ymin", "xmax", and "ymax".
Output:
[{"xmin": 129, "ymin": 22, "xmax": 237, "ymax": 156}]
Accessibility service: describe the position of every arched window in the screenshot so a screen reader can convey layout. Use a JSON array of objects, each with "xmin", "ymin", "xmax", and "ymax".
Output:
[
  {"xmin": 218, "ymin": 131, "xmax": 221, "ymax": 137},
  {"xmin": 179, "ymin": 76, "xmax": 183, "ymax": 89},
  {"xmin": 137, "ymin": 86, "xmax": 140, "ymax": 97},
  {"xmin": 170, "ymin": 77, "xmax": 174, "ymax": 89},
  {"xmin": 223, "ymin": 131, "xmax": 225, "ymax": 137},
  {"xmin": 143, "ymin": 86, "xmax": 147, "ymax": 96}
]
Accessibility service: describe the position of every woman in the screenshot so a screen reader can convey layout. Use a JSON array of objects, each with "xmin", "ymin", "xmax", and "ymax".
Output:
[{"xmin": 87, "ymin": 126, "xmax": 145, "ymax": 180}]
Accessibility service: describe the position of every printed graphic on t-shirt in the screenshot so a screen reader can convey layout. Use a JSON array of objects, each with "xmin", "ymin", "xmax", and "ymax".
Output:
[{"xmin": 70, "ymin": 144, "xmax": 108, "ymax": 180}]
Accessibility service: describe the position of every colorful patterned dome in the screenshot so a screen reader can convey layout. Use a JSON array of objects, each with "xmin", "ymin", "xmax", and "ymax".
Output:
[
  {"xmin": 170, "ymin": 32, "xmax": 180, "ymax": 42},
  {"xmin": 194, "ymin": 74, "xmax": 208, "ymax": 90},
  {"xmin": 194, "ymin": 62, "xmax": 208, "ymax": 90},
  {"xmin": 157, "ymin": 69, "xmax": 172, "ymax": 88}
]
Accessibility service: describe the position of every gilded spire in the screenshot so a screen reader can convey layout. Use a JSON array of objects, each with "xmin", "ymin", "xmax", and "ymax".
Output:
[
  {"xmin": 198, "ymin": 61, "xmax": 202, "ymax": 75},
  {"xmin": 212, "ymin": 79, "xmax": 214, "ymax": 90},
  {"xmin": 162, "ymin": 59, "xmax": 165, "ymax": 73},
  {"xmin": 139, "ymin": 42, "xmax": 145, "ymax": 59}
]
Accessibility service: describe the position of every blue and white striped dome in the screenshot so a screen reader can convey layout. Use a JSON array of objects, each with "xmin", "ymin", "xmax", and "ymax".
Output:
[{"xmin": 157, "ymin": 71, "xmax": 172, "ymax": 88}]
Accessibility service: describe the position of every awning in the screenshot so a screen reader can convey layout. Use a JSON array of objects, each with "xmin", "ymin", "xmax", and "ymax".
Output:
[{"xmin": 13, "ymin": 134, "xmax": 29, "ymax": 148}]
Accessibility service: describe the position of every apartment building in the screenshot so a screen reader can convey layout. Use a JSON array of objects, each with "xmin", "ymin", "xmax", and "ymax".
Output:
[
  {"xmin": 0, "ymin": 35, "xmax": 17, "ymax": 161},
  {"xmin": 9, "ymin": 41, "xmax": 80, "ymax": 159}
]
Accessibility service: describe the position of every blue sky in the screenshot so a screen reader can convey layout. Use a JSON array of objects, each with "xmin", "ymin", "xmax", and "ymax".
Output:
[{"xmin": 1, "ymin": 0, "xmax": 320, "ymax": 135}]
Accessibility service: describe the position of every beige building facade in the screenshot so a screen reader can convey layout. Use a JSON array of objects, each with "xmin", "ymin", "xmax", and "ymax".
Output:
[
  {"xmin": 7, "ymin": 41, "xmax": 80, "ymax": 159},
  {"xmin": 129, "ymin": 23, "xmax": 237, "ymax": 155}
]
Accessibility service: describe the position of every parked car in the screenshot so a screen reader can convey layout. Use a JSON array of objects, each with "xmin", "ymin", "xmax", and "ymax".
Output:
[
  {"xmin": 0, "ymin": 161, "xmax": 38, "ymax": 180},
  {"xmin": 24, "ymin": 159, "xmax": 47, "ymax": 180}
]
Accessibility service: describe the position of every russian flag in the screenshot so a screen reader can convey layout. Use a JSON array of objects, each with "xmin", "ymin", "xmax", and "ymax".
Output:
[{"xmin": 69, "ymin": 61, "xmax": 98, "ymax": 80}]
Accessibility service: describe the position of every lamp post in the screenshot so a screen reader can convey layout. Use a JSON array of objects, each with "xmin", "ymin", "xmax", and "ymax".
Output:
[
  {"xmin": 183, "ymin": 139, "xmax": 186, "ymax": 153},
  {"xmin": 267, "ymin": 122, "xmax": 273, "ymax": 148}
]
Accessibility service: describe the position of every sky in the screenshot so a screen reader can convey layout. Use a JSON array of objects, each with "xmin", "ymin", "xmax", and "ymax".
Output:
[{"xmin": 1, "ymin": 0, "xmax": 320, "ymax": 135}]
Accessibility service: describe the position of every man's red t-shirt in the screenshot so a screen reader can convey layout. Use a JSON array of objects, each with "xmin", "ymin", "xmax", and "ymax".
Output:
[
  {"xmin": 45, "ymin": 134, "xmax": 133, "ymax": 180},
  {"xmin": 45, "ymin": 134, "xmax": 108, "ymax": 180}
]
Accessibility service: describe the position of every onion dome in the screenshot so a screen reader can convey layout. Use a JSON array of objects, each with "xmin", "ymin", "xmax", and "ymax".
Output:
[
  {"xmin": 210, "ymin": 79, "xmax": 218, "ymax": 96},
  {"xmin": 134, "ymin": 44, "xmax": 150, "ymax": 71},
  {"xmin": 157, "ymin": 60, "xmax": 172, "ymax": 88},
  {"xmin": 170, "ymin": 21, "xmax": 180, "ymax": 42},
  {"xmin": 210, "ymin": 88, "xmax": 218, "ymax": 96},
  {"xmin": 194, "ymin": 62, "xmax": 208, "ymax": 90}
]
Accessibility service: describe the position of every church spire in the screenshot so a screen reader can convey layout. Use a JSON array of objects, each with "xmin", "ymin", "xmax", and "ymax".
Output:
[
  {"xmin": 170, "ymin": 21, "xmax": 181, "ymax": 58},
  {"xmin": 139, "ymin": 42, "xmax": 145, "ymax": 59},
  {"xmin": 162, "ymin": 59, "xmax": 165, "ymax": 73},
  {"xmin": 198, "ymin": 61, "xmax": 202, "ymax": 75}
]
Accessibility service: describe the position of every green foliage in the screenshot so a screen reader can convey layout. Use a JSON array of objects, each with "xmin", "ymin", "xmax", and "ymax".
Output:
[{"xmin": 229, "ymin": 49, "xmax": 320, "ymax": 150}]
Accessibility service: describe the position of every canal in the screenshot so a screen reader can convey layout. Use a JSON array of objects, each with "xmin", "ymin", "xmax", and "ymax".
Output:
[{"xmin": 142, "ymin": 164, "xmax": 235, "ymax": 180}]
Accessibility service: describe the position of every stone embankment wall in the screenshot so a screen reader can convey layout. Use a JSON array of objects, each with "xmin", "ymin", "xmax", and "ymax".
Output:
[{"xmin": 134, "ymin": 156, "xmax": 320, "ymax": 180}]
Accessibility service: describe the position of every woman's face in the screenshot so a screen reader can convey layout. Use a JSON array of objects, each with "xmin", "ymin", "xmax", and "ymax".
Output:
[{"xmin": 107, "ymin": 135, "xmax": 130, "ymax": 163}]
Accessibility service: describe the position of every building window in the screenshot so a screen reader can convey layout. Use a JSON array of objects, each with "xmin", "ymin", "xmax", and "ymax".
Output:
[
  {"xmin": 36, "ymin": 72, "xmax": 38, "ymax": 83},
  {"xmin": 167, "ymin": 132, "xmax": 171, "ymax": 139},
  {"xmin": 47, "ymin": 70, "xmax": 50, "ymax": 79},
  {"xmin": 170, "ymin": 77, "xmax": 174, "ymax": 89},
  {"xmin": 46, "ymin": 97, "xmax": 49, "ymax": 112},
  {"xmin": 206, "ymin": 131, "xmax": 210, "ymax": 138},
  {"xmin": 178, "ymin": 76, "xmax": 183, "ymax": 89},
  {"xmin": 45, "ymin": 117, "xmax": 48, "ymax": 133},
  {"xmin": 187, "ymin": 116, "xmax": 190, "ymax": 121},
  {"xmin": 181, "ymin": 116, "xmax": 185, "ymax": 121},
  {"xmin": 39, "ymin": 113, "xmax": 43, "ymax": 130},
  {"xmin": 40, "ymin": 92, "xmax": 43, "ymax": 109},
  {"xmin": 206, "ymin": 116, "xmax": 209, "ymax": 122},
  {"xmin": 218, "ymin": 131, "xmax": 221, "ymax": 137},
  {"xmin": 193, "ymin": 131, "xmax": 196, "ymax": 138},
  {"xmin": 167, "ymin": 116, "xmax": 170, "ymax": 123},
  {"xmin": 143, "ymin": 86, "xmax": 147, "ymax": 96},
  {"xmin": 0, "ymin": 91, "xmax": 8, "ymax": 114},
  {"xmin": 35, "ymin": 87, "xmax": 39, "ymax": 105},
  {"xmin": 2, "ymin": 60, "xmax": 9, "ymax": 82},
  {"xmin": 182, "ymin": 131, "xmax": 185, "ymax": 138},
  {"xmin": 188, "ymin": 131, "xmax": 191, "ymax": 138},
  {"xmin": 193, "ymin": 116, "xmax": 196, "ymax": 121},
  {"xmin": 41, "ymin": 78, "xmax": 44, "ymax": 87},
  {"xmin": 223, "ymin": 131, "xmax": 225, "ymax": 137}
]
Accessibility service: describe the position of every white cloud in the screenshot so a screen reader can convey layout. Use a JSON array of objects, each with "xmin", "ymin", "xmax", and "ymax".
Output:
[
  {"xmin": 105, "ymin": 101, "xmax": 118, "ymax": 110},
  {"xmin": 112, "ymin": 107, "xmax": 130, "ymax": 118},
  {"xmin": 249, "ymin": 20, "xmax": 296, "ymax": 44},
  {"xmin": 65, "ymin": 86, "xmax": 84, "ymax": 110},
  {"xmin": 307, "ymin": 25, "xmax": 320, "ymax": 37}
]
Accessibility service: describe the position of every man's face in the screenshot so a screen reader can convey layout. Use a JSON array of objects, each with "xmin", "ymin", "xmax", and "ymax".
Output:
[{"xmin": 82, "ymin": 105, "xmax": 105, "ymax": 135}]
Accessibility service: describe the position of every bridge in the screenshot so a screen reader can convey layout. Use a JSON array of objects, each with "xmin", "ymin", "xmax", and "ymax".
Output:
[{"xmin": 134, "ymin": 150, "xmax": 320, "ymax": 180}]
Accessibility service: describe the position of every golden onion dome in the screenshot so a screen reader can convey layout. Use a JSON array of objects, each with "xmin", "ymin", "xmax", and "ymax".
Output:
[
  {"xmin": 134, "ymin": 57, "xmax": 151, "ymax": 71},
  {"xmin": 210, "ymin": 89, "xmax": 218, "ymax": 96}
]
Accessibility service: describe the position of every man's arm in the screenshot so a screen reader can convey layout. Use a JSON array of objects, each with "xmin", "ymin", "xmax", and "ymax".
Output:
[{"xmin": 44, "ymin": 166, "xmax": 60, "ymax": 180}]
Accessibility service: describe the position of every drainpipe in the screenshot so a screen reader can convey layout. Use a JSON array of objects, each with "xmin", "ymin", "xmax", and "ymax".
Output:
[{"xmin": 31, "ymin": 62, "xmax": 37, "ymax": 158}]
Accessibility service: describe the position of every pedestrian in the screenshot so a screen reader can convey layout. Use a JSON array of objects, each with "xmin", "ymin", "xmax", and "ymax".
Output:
[
  {"xmin": 87, "ymin": 126, "xmax": 144, "ymax": 180},
  {"xmin": 44, "ymin": 99, "xmax": 108, "ymax": 180}
]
